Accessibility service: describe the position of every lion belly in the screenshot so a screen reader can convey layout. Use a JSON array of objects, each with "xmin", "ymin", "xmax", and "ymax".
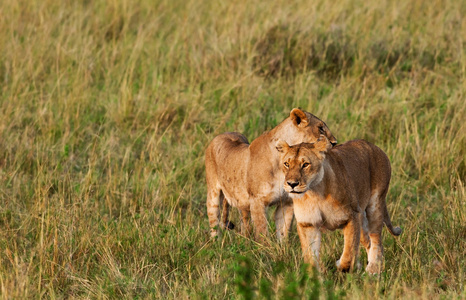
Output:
[{"xmin": 219, "ymin": 183, "xmax": 249, "ymax": 208}]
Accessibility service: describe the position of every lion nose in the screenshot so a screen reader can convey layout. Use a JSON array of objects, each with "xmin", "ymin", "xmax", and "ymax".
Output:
[{"xmin": 287, "ymin": 181, "xmax": 299, "ymax": 188}]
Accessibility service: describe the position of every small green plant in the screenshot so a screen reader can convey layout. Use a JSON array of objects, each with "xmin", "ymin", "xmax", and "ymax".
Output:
[
  {"xmin": 231, "ymin": 257, "xmax": 347, "ymax": 299},
  {"xmin": 233, "ymin": 256, "xmax": 256, "ymax": 300}
]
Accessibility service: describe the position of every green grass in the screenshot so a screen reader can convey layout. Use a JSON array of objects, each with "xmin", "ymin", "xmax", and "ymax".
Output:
[{"xmin": 0, "ymin": 0, "xmax": 465, "ymax": 298}]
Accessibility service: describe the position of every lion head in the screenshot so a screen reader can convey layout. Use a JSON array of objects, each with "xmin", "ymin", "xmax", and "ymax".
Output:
[
  {"xmin": 284, "ymin": 108, "xmax": 337, "ymax": 146},
  {"xmin": 276, "ymin": 135, "xmax": 332, "ymax": 198}
]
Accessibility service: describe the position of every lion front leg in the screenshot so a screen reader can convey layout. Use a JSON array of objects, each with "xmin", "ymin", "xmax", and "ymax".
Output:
[
  {"xmin": 337, "ymin": 215, "xmax": 361, "ymax": 272},
  {"xmin": 274, "ymin": 201, "xmax": 294, "ymax": 242},
  {"xmin": 297, "ymin": 223, "xmax": 321, "ymax": 271}
]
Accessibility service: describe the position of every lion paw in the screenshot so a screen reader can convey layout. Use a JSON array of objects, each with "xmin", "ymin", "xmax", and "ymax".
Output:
[
  {"xmin": 336, "ymin": 259, "xmax": 351, "ymax": 272},
  {"xmin": 336, "ymin": 259, "xmax": 361, "ymax": 272},
  {"xmin": 365, "ymin": 262, "xmax": 382, "ymax": 275}
]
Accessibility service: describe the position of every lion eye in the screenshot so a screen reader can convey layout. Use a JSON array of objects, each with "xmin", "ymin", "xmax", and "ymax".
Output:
[
  {"xmin": 284, "ymin": 162, "xmax": 289, "ymax": 168},
  {"xmin": 302, "ymin": 163, "xmax": 310, "ymax": 168},
  {"xmin": 319, "ymin": 126, "xmax": 325, "ymax": 134}
]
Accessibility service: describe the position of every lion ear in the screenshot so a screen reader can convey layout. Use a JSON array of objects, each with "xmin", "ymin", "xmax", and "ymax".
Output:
[
  {"xmin": 275, "ymin": 140, "xmax": 290, "ymax": 153},
  {"xmin": 314, "ymin": 135, "xmax": 332, "ymax": 153},
  {"xmin": 319, "ymin": 122, "xmax": 338, "ymax": 146},
  {"xmin": 290, "ymin": 108, "xmax": 309, "ymax": 127}
]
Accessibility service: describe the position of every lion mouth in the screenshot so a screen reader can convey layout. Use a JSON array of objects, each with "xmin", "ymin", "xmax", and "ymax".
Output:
[
  {"xmin": 289, "ymin": 190, "xmax": 305, "ymax": 194},
  {"xmin": 284, "ymin": 185, "xmax": 307, "ymax": 195}
]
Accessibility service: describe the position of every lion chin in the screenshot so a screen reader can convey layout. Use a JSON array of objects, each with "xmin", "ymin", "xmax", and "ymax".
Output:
[{"xmin": 287, "ymin": 190, "xmax": 306, "ymax": 199}]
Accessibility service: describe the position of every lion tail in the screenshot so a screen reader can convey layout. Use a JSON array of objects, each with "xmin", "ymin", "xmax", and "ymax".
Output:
[{"xmin": 383, "ymin": 201, "xmax": 402, "ymax": 236}]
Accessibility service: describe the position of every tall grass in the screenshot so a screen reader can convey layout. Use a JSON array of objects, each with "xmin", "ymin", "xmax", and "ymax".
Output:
[{"xmin": 0, "ymin": 0, "xmax": 464, "ymax": 298}]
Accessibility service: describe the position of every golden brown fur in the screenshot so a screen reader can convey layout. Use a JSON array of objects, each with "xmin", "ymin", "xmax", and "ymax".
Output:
[
  {"xmin": 205, "ymin": 109, "xmax": 337, "ymax": 242},
  {"xmin": 276, "ymin": 136, "xmax": 401, "ymax": 274}
]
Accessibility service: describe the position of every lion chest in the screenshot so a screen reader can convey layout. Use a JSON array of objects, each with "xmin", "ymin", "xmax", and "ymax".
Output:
[{"xmin": 293, "ymin": 192, "xmax": 350, "ymax": 231}]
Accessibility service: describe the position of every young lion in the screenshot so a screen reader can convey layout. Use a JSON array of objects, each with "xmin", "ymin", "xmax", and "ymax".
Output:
[
  {"xmin": 276, "ymin": 136, "xmax": 401, "ymax": 274},
  {"xmin": 205, "ymin": 109, "xmax": 337, "ymax": 243}
]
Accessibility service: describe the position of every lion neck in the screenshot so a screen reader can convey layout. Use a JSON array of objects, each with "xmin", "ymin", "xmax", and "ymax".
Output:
[
  {"xmin": 247, "ymin": 118, "xmax": 290, "ymax": 153},
  {"xmin": 267, "ymin": 118, "xmax": 302, "ymax": 147}
]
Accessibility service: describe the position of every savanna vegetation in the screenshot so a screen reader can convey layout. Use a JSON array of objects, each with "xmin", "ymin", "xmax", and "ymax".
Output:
[{"xmin": 0, "ymin": 0, "xmax": 465, "ymax": 298}]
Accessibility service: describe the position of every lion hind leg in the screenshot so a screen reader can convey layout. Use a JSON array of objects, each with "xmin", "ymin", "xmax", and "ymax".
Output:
[
  {"xmin": 360, "ymin": 211, "xmax": 371, "ymax": 252},
  {"xmin": 207, "ymin": 188, "xmax": 224, "ymax": 238},
  {"xmin": 250, "ymin": 202, "xmax": 268, "ymax": 243},
  {"xmin": 366, "ymin": 233, "xmax": 383, "ymax": 274},
  {"xmin": 240, "ymin": 209, "xmax": 251, "ymax": 237},
  {"xmin": 221, "ymin": 199, "xmax": 235, "ymax": 230},
  {"xmin": 365, "ymin": 193, "xmax": 385, "ymax": 274}
]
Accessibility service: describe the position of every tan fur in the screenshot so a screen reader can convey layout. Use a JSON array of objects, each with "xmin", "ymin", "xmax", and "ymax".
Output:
[
  {"xmin": 277, "ymin": 136, "xmax": 401, "ymax": 274},
  {"xmin": 205, "ymin": 109, "xmax": 337, "ymax": 243}
]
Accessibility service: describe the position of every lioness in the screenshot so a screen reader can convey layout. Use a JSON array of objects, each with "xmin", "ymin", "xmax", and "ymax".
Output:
[
  {"xmin": 205, "ymin": 108, "xmax": 337, "ymax": 242},
  {"xmin": 276, "ymin": 136, "xmax": 401, "ymax": 274}
]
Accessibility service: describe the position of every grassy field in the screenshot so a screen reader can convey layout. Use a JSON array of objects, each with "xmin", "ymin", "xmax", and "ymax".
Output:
[{"xmin": 0, "ymin": 0, "xmax": 465, "ymax": 298}]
